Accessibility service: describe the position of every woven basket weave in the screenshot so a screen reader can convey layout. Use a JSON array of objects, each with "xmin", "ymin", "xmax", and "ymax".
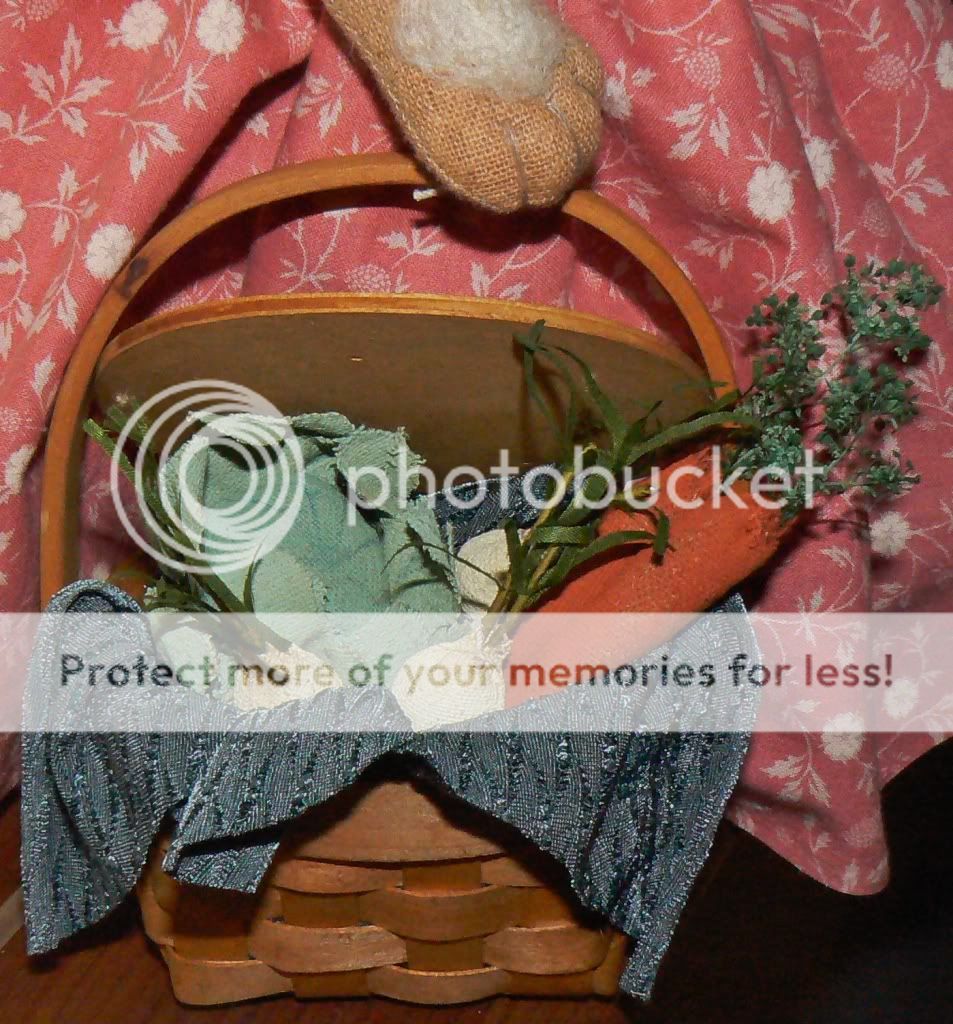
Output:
[{"xmin": 137, "ymin": 774, "xmax": 629, "ymax": 1006}]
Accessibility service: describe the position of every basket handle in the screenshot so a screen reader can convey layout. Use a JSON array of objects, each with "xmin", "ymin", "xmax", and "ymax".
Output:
[{"xmin": 40, "ymin": 153, "xmax": 734, "ymax": 604}]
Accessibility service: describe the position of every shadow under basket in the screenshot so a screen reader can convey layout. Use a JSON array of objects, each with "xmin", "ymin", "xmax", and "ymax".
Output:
[{"xmin": 138, "ymin": 767, "xmax": 629, "ymax": 1006}]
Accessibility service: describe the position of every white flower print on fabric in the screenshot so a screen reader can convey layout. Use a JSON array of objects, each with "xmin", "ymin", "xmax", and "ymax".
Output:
[
  {"xmin": 884, "ymin": 677, "xmax": 919, "ymax": 721},
  {"xmin": 90, "ymin": 561, "xmax": 111, "ymax": 581},
  {"xmin": 0, "ymin": 408, "xmax": 21, "ymax": 432},
  {"xmin": 4, "ymin": 0, "xmax": 62, "ymax": 27},
  {"xmin": 862, "ymin": 198, "xmax": 892, "ymax": 238},
  {"xmin": 196, "ymin": 0, "xmax": 245, "ymax": 57},
  {"xmin": 805, "ymin": 136, "xmax": 835, "ymax": 189},
  {"xmin": 602, "ymin": 59, "xmax": 656, "ymax": 122},
  {"xmin": 26, "ymin": 0, "xmax": 61, "ymax": 20},
  {"xmin": 681, "ymin": 45, "xmax": 721, "ymax": 90},
  {"xmin": 117, "ymin": 1, "xmax": 168, "ymax": 51},
  {"xmin": 821, "ymin": 713, "xmax": 865, "ymax": 763},
  {"xmin": 83, "ymin": 223, "xmax": 134, "ymax": 280},
  {"xmin": 1, "ymin": 444, "xmax": 36, "ymax": 504},
  {"xmin": 0, "ymin": 192, "xmax": 27, "ymax": 241},
  {"xmin": 936, "ymin": 41, "xmax": 953, "ymax": 91},
  {"xmin": 844, "ymin": 814, "xmax": 881, "ymax": 849},
  {"xmin": 864, "ymin": 52, "xmax": 910, "ymax": 92},
  {"xmin": 746, "ymin": 162, "xmax": 795, "ymax": 223},
  {"xmin": 870, "ymin": 511, "xmax": 911, "ymax": 557},
  {"xmin": 344, "ymin": 263, "xmax": 391, "ymax": 292},
  {"xmin": 798, "ymin": 56, "xmax": 821, "ymax": 100},
  {"xmin": 603, "ymin": 73, "xmax": 631, "ymax": 120}
]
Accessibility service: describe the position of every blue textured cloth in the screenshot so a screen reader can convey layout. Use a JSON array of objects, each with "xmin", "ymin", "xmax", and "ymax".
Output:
[{"xmin": 21, "ymin": 476, "xmax": 758, "ymax": 997}]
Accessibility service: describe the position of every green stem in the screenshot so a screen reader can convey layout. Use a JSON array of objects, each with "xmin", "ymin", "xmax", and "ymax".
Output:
[{"xmin": 487, "ymin": 448, "xmax": 595, "ymax": 613}]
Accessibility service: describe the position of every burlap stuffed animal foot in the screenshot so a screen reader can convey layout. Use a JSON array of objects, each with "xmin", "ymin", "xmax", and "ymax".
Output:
[{"xmin": 324, "ymin": 0, "xmax": 604, "ymax": 213}]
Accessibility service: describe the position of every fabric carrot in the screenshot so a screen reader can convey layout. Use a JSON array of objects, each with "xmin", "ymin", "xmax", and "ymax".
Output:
[
  {"xmin": 539, "ymin": 448, "xmax": 787, "ymax": 614},
  {"xmin": 505, "ymin": 448, "xmax": 790, "ymax": 707}
]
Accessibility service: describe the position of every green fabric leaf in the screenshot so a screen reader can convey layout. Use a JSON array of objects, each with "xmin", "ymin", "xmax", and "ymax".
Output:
[
  {"xmin": 652, "ymin": 510, "xmax": 671, "ymax": 560},
  {"xmin": 157, "ymin": 412, "xmax": 460, "ymax": 622},
  {"xmin": 531, "ymin": 525, "xmax": 596, "ymax": 546}
]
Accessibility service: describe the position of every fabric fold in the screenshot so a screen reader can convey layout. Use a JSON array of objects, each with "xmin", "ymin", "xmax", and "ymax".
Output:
[{"xmin": 21, "ymin": 577, "xmax": 756, "ymax": 997}]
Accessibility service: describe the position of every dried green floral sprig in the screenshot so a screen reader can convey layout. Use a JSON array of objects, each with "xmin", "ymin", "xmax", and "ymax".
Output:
[{"xmin": 732, "ymin": 256, "xmax": 942, "ymax": 515}]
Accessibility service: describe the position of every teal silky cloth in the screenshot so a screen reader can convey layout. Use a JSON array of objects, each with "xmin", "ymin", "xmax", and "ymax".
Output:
[{"xmin": 21, "ymin": 579, "xmax": 756, "ymax": 997}]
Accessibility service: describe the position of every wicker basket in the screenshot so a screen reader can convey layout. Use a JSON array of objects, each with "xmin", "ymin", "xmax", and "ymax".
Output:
[
  {"xmin": 138, "ymin": 770, "xmax": 630, "ymax": 1006},
  {"xmin": 39, "ymin": 153, "xmax": 736, "ymax": 1006}
]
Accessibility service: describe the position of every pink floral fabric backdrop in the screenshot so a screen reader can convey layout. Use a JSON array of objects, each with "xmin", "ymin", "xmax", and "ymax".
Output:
[{"xmin": 2, "ymin": 0, "xmax": 952, "ymax": 893}]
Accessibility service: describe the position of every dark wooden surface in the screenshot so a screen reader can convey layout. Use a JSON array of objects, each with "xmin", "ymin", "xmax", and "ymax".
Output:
[
  {"xmin": 0, "ymin": 790, "xmax": 19, "ymax": 901},
  {"xmin": 2, "ymin": 739, "xmax": 952, "ymax": 1024}
]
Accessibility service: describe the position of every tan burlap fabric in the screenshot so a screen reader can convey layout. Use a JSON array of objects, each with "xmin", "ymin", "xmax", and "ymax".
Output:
[{"xmin": 323, "ymin": 0, "xmax": 604, "ymax": 213}]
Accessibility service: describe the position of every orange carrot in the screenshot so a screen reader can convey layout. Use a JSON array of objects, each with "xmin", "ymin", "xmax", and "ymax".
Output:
[{"xmin": 506, "ymin": 449, "xmax": 792, "ymax": 707}]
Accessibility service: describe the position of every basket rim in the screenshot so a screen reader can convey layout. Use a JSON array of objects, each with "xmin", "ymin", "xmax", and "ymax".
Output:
[{"xmin": 98, "ymin": 290, "xmax": 709, "ymax": 385}]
